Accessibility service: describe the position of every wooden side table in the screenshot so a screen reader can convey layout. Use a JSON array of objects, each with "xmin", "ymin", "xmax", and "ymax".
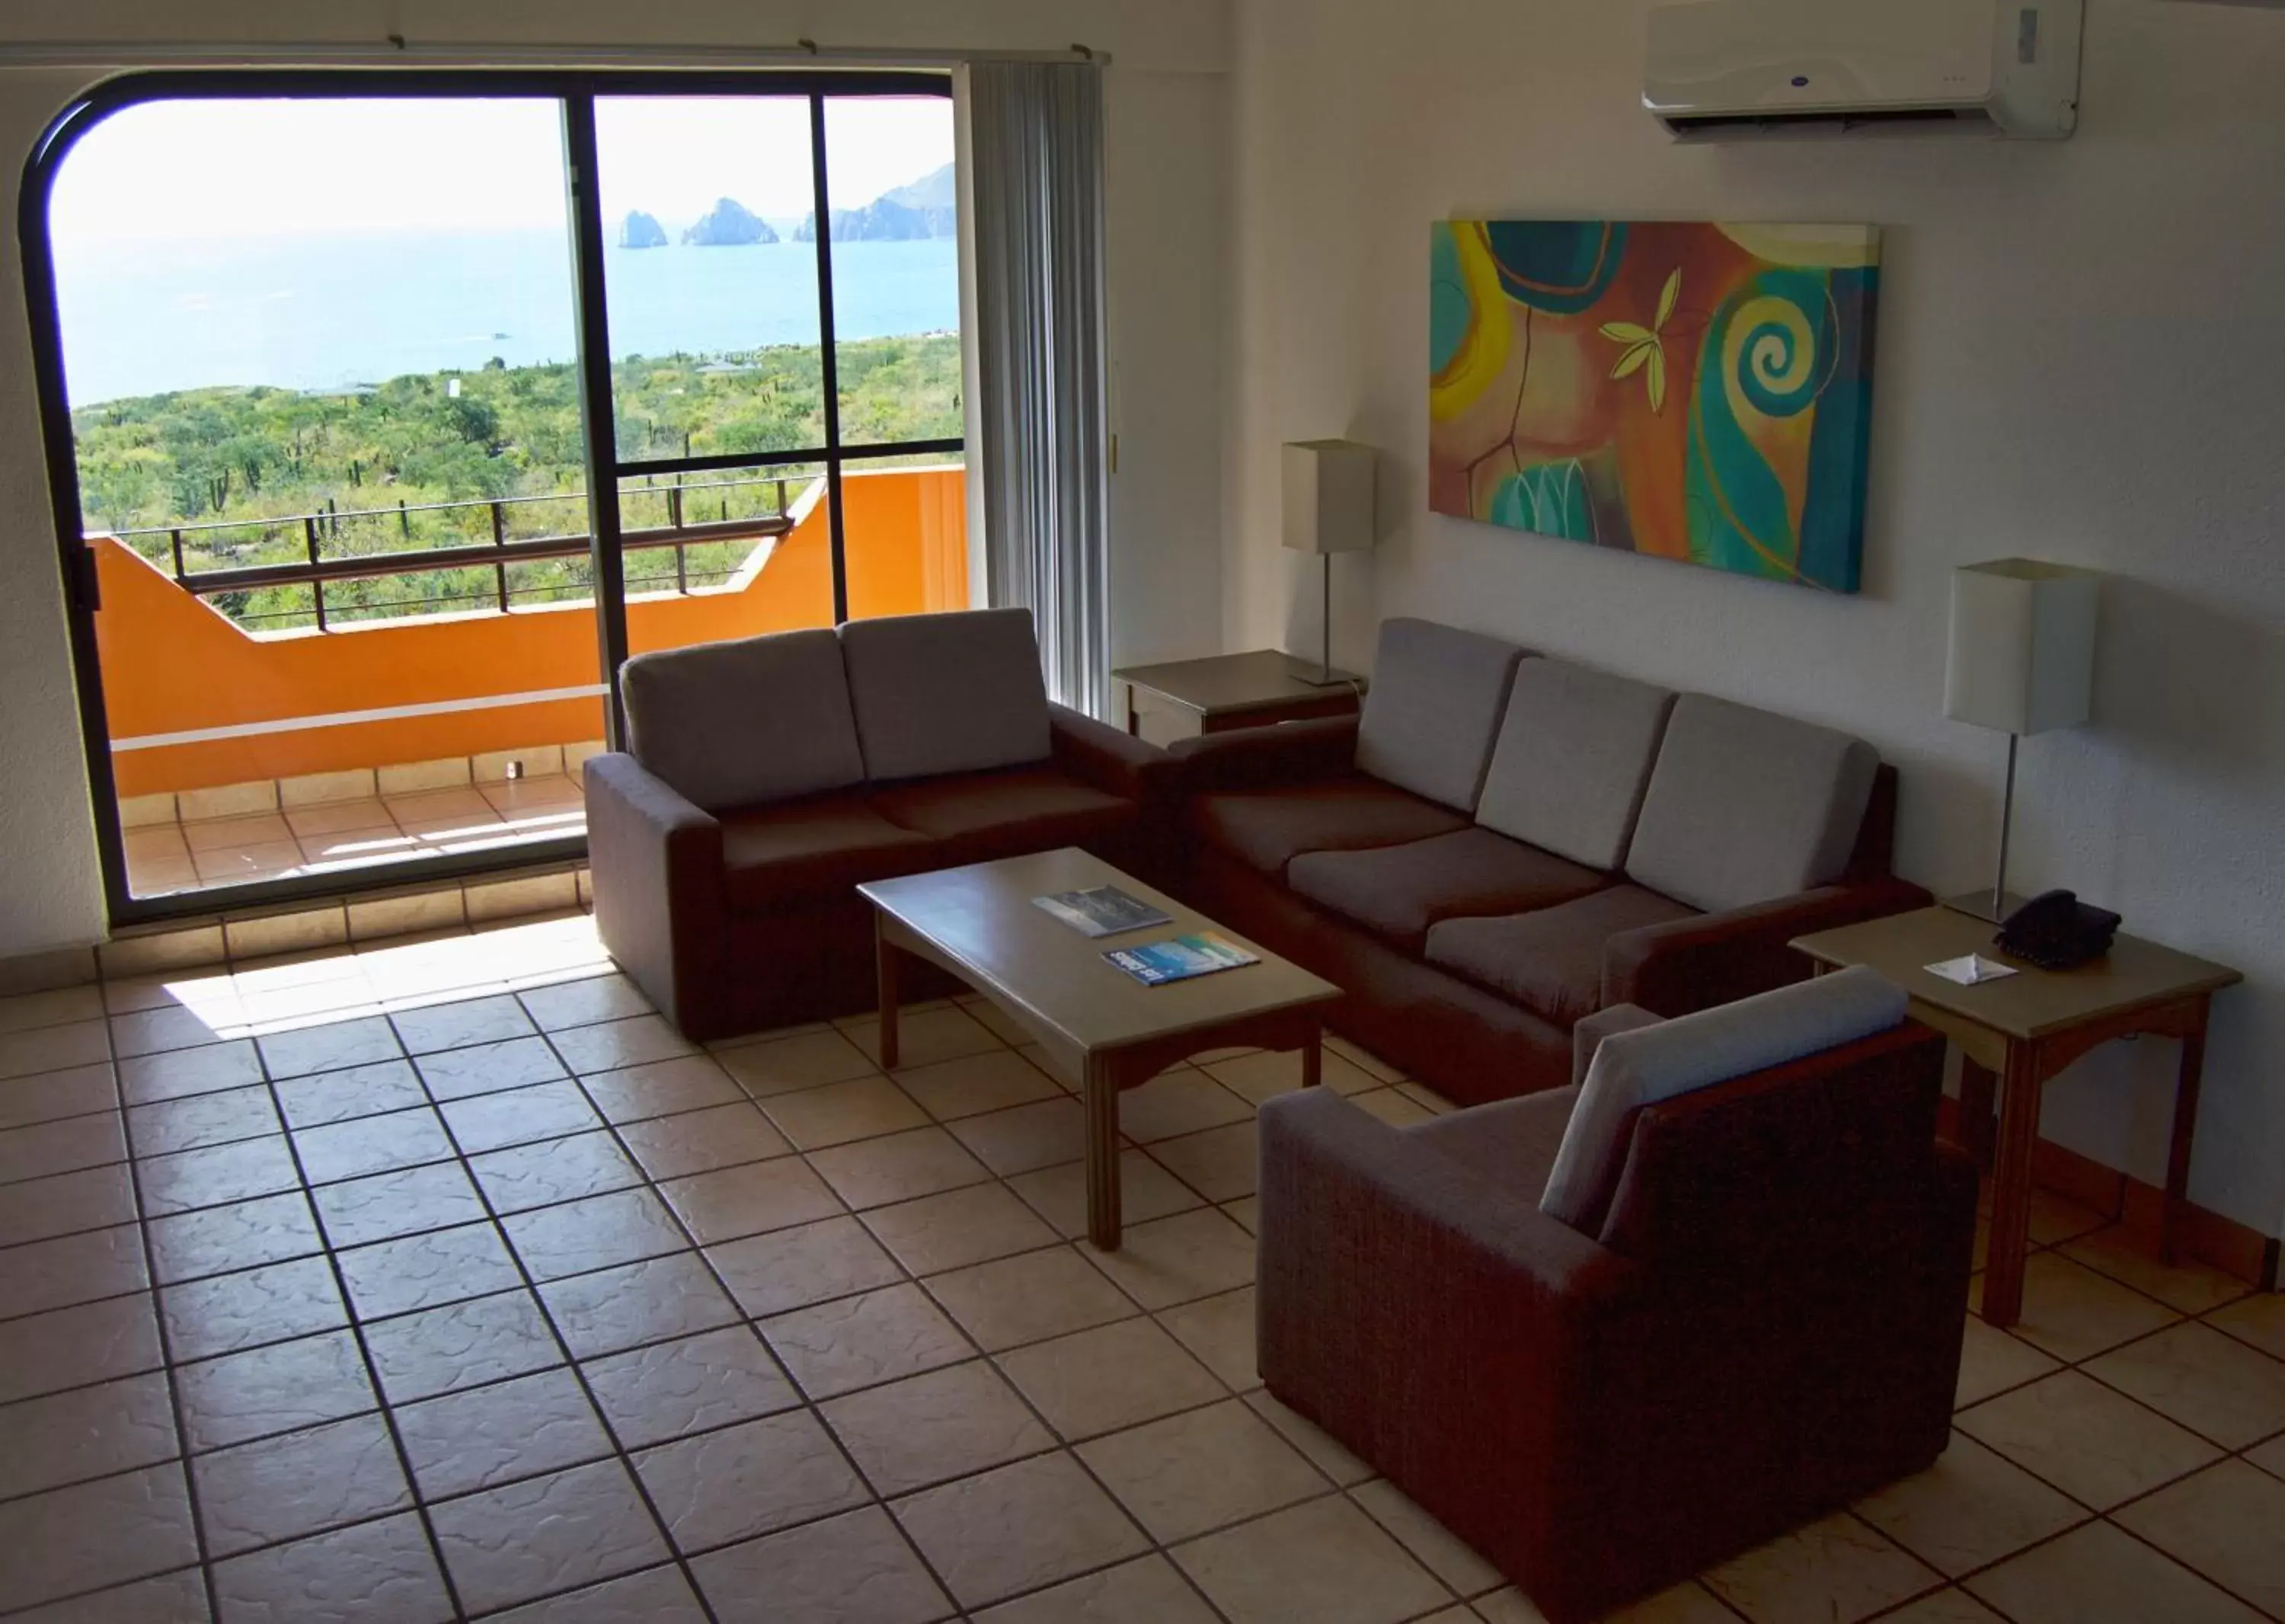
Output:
[
  {"xmin": 1113, "ymin": 650, "xmax": 1367, "ymax": 742},
  {"xmin": 1791, "ymin": 906, "xmax": 2241, "ymax": 1328}
]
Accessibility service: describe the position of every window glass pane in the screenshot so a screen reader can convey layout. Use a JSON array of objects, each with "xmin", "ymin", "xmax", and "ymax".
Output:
[
  {"xmin": 594, "ymin": 97, "xmax": 826, "ymax": 462},
  {"xmin": 618, "ymin": 462, "xmax": 832, "ymax": 654}
]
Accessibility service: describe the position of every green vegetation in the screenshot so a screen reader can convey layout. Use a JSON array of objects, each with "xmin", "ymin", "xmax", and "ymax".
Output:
[{"xmin": 72, "ymin": 333, "xmax": 963, "ymax": 630}]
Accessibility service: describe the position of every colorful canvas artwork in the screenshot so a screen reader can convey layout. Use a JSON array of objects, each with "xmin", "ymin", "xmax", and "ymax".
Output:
[{"xmin": 1429, "ymin": 220, "xmax": 1881, "ymax": 593}]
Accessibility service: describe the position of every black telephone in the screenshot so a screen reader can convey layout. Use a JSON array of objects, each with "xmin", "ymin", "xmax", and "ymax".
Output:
[{"xmin": 1995, "ymin": 890, "xmax": 2120, "ymax": 970}]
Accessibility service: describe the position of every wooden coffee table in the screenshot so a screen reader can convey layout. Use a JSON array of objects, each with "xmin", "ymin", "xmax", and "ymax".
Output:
[{"xmin": 859, "ymin": 848, "xmax": 1341, "ymax": 1250}]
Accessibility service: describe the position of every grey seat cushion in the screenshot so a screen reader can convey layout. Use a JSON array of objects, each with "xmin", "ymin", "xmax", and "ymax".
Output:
[
  {"xmin": 1189, "ymin": 779, "xmax": 1470, "ymax": 878},
  {"xmin": 1353, "ymin": 619, "xmax": 1527, "ymax": 813},
  {"xmin": 1625, "ymin": 695, "xmax": 1881, "ymax": 914},
  {"xmin": 838, "ymin": 607, "xmax": 1050, "ymax": 782},
  {"xmin": 1406, "ymin": 1085, "xmax": 1580, "ymax": 1193},
  {"xmin": 1423, "ymin": 884, "xmax": 1696, "ymax": 1028},
  {"xmin": 1287, "ymin": 829, "xmax": 1607, "ymax": 953},
  {"xmin": 622, "ymin": 628, "xmax": 865, "ymax": 814},
  {"xmin": 1475, "ymin": 659, "xmax": 1676, "ymax": 870}
]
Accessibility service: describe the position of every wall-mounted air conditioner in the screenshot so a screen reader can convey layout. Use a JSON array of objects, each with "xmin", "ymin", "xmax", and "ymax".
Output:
[{"xmin": 1645, "ymin": 0, "xmax": 2085, "ymax": 141}]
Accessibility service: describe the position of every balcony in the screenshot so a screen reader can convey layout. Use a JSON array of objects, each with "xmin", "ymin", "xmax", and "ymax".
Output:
[{"xmin": 99, "ymin": 463, "xmax": 970, "ymax": 901}]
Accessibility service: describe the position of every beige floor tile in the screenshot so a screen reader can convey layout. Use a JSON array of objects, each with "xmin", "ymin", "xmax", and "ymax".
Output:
[
  {"xmin": 337, "ymin": 1222, "xmax": 524, "ymax": 1320},
  {"xmin": 272, "ymin": 1059, "xmax": 428, "ymax": 1129},
  {"xmin": 2026, "ymin": 1190, "xmax": 2114, "ymax": 1246},
  {"xmin": 1467, "ymin": 1589, "xmax": 1550, "ymax": 1622},
  {"xmin": 1158, "ymin": 1285, "xmax": 1260, "ymax": 1391},
  {"xmin": 1206, "ymin": 1046, "xmax": 1379, "ymax": 1104},
  {"xmin": 291, "ymin": 1108, "xmax": 455, "ymax": 1186},
  {"xmin": 0, "ymin": 1112, "xmax": 128, "ymax": 1188},
  {"xmin": 517, "ymin": 973, "xmax": 652, "ymax": 1032},
  {"xmin": 1859, "ymin": 1593, "xmax": 2010, "ymax": 1624},
  {"xmin": 954, "ymin": 994, "xmax": 1034, "ymax": 1048},
  {"xmin": 1112, "ymin": 1069, "xmax": 1253, "ymax": 1143},
  {"xmin": 1703, "ymin": 1512, "xmax": 1940, "ymax": 1624},
  {"xmin": 1325, "ymin": 1034, "xmax": 1404, "ymax": 1083},
  {"xmin": 893, "ymin": 1450, "xmax": 1149, "ymax": 1610},
  {"xmin": 690, "ymin": 1504, "xmax": 951, "ymax": 1624},
  {"xmin": 551, "ymin": 1014, "xmax": 697, "ymax": 1076},
  {"xmin": 309, "ymin": 1161, "xmax": 488, "ymax": 1249},
  {"xmin": 160, "ymin": 1254, "xmax": 348, "ymax": 1359},
  {"xmin": 388, "ymin": 993, "xmax": 535, "ymax": 1056},
  {"xmin": 807, "ymin": 1125, "xmax": 992, "ymax": 1210},
  {"xmin": 2114, "ymin": 1458, "xmax": 2285, "ymax": 1619},
  {"xmin": 578, "ymin": 1053, "xmax": 743, "ymax": 1124},
  {"xmin": 144, "ymin": 1191, "xmax": 323, "ymax": 1287},
  {"xmin": 484, "ymin": 1564, "xmax": 706, "ymax": 1622},
  {"xmin": 430, "ymin": 1459, "xmax": 669, "ymax": 1613},
  {"xmin": 8, "ymin": 1567, "xmax": 213, "ymax": 1623},
  {"xmin": 1852, "ymin": 1432, "xmax": 2086, "ymax": 1577},
  {"xmin": 415, "ymin": 1034, "xmax": 568, "ymax": 1101},
  {"xmin": 2061, "ymin": 1226, "xmax": 2254, "ymax": 1315},
  {"xmin": 762, "ymin": 1076, "xmax": 930, "ymax": 1151},
  {"xmin": 1954, "ymin": 1315, "xmax": 2063, "ymax": 1408},
  {"xmin": 925, "ymin": 1245, "xmax": 1139, "ymax": 1352},
  {"xmin": 538, "ymin": 1251, "xmax": 738, "ymax": 1361},
  {"xmin": 894, "ymin": 1048, "xmax": 1063, "ymax": 1121},
  {"xmin": 970, "ymin": 1553, "xmax": 1220, "ymax": 1624},
  {"xmin": 363, "ymin": 1291, "xmax": 562, "ymax": 1405},
  {"xmin": 126, "ymin": 1084, "xmax": 280, "ymax": 1156},
  {"xmin": 1955, "ymin": 1369, "xmax": 2221, "ymax": 1509},
  {"xmin": 1245, "ymin": 1389, "xmax": 1377, "ymax": 1486},
  {"xmin": 1171, "ymin": 1493, "xmax": 1449, "ymax": 1624},
  {"xmin": 706, "ymin": 1216, "xmax": 905, "ymax": 1319},
  {"xmin": 862, "ymin": 1182, "xmax": 1061, "ymax": 1277},
  {"xmin": 1080, "ymin": 1397, "xmax": 1329, "ymax": 1542},
  {"xmin": 637, "ymin": 1408, "xmax": 871, "ymax": 1555},
  {"xmin": 499, "ymin": 1188, "xmax": 687, "ymax": 1280},
  {"xmin": 714, "ymin": 1028, "xmax": 879, "ymax": 1098},
  {"xmin": 0, "ymin": 1370, "xmax": 178, "ymax": 1500},
  {"xmin": 0, "ymin": 1064, "xmax": 118, "ymax": 1134},
  {"xmin": 1083, "ymin": 1207, "xmax": 1257, "ymax": 1310},
  {"xmin": 117, "ymin": 1039, "xmax": 262, "ymax": 1106},
  {"xmin": 0, "ymin": 1293, "xmax": 163, "ymax": 1405},
  {"xmin": 0, "ymin": 1163, "xmax": 137, "ymax": 1248},
  {"xmin": 660, "ymin": 1157, "xmax": 843, "ymax": 1245},
  {"xmin": 1349, "ymin": 1086, "xmax": 1436, "ymax": 1127},
  {"xmin": 1965, "ymin": 1517, "xmax": 2262, "ymax": 1624},
  {"xmin": 0, "ymin": 984, "xmax": 104, "ymax": 1037},
  {"xmin": 439, "ymin": 1078, "xmax": 604, "ymax": 1155},
  {"xmin": 763, "ymin": 1283, "xmax": 974, "ymax": 1401},
  {"xmin": 173, "ymin": 1328, "xmax": 379, "ymax": 1456},
  {"xmin": 190, "ymin": 1412, "xmax": 411, "ymax": 1557},
  {"xmin": 256, "ymin": 1015, "xmax": 402, "ymax": 1080},
  {"xmin": 0, "ymin": 1223, "xmax": 149, "ymax": 1319},
  {"xmin": 948, "ymin": 1096, "xmax": 1088, "ymax": 1176},
  {"xmin": 1593, "ymin": 1581, "xmax": 1741, "ymax": 1621},
  {"xmin": 2085, "ymin": 1320, "xmax": 2285, "ymax": 1448},
  {"xmin": 0, "ymin": 1463, "xmax": 200, "ymax": 1613},
  {"xmin": 1009, "ymin": 1148, "xmax": 1204, "ymax": 1239},
  {"xmin": 998, "ymin": 1316, "xmax": 1226, "ymax": 1441},
  {"xmin": 581, "ymin": 1325, "xmax": 800, "ymax": 1450},
  {"xmin": 2209, "ymin": 1292, "xmax": 2285, "ymax": 1363},
  {"xmin": 844, "ymin": 1004, "xmax": 1002, "ymax": 1070},
  {"xmin": 824, "ymin": 1360, "xmax": 1056, "ymax": 1495},
  {"xmin": 469, "ymin": 1129, "xmax": 642, "ymax": 1215},
  {"xmin": 615, "ymin": 1101, "xmax": 791, "ymax": 1181},
  {"xmin": 1996, "ymin": 1252, "xmax": 2181, "ymax": 1362},
  {"xmin": 395, "ymin": 1366, "xmax": 612, "ymax": 1499},
  {"xmin": 111, "ymin": 1000, "xmax": 237, "ymax": 1057},
  {"xmin": 1146, "ymin": 1120, "xmax": 1260, "ymax": 1203},
  {"xmin": 1350, "ymin": 1479, "xmax": 1504, "ymax": 1595}
]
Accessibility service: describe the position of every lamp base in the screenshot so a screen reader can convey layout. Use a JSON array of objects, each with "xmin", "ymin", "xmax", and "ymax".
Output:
[
  {"xmin": 1941, "ymin": 888, "xmax": 2033, "ymax": 925},
  {"xmin": 1289, "ymin": 664, "xmax": 1363, "ymax": 689}
]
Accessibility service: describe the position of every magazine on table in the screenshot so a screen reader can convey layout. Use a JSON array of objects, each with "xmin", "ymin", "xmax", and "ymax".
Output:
[
  {"xmin": 1104, "ymin": 932, "xmax": 1261, "ymax": 987},
  {"xmin": 1031, "ymin": 885, "xmax": 1173, "ymax": 938}
]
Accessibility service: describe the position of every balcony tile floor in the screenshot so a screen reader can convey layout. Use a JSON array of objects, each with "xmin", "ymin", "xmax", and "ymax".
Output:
[
  {"xmin": 0, "ymin": 910, "xmax": 2280, "ymax": 1621},
  {"xmin": 127, "ymin": 775, "xmax": 588, "ymax": 898}
]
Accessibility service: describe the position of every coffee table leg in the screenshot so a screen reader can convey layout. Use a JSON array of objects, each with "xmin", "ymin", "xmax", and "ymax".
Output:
[
  {"xmin": 874, "ymin": 916, "xmax": 901, "ymax": 1072},
  {"xmin": 1983, "ymin": 1041, "xmax": 2044, "ymax": 1328},
  {"xmin": 1085, "ymin": 1055, "xmax": 1122, "ymax": 1252},
  {"xmin": 1300, "ymin": 1019, "xmax": 1322, "ymax": 1089},
  {"xmin": 2160, "ymin": 1002, "xmax": 2210, "ymax": 1264}
]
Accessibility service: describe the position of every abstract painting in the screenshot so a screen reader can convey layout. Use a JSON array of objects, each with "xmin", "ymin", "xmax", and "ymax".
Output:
[{"xmin": 1429, "ymin": 220, "xmax": 1881, "ymax": 593}]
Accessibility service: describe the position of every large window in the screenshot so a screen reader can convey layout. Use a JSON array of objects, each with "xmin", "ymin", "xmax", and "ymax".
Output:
[{"xmin": 25, "ymin": 73, "xmax": 965, "ymax": 922}]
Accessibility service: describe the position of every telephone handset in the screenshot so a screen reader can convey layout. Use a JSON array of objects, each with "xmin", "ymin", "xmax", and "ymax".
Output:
[{"xmin": 1994, "ymin": 890, "xmax": 2120, "ymax": 971}]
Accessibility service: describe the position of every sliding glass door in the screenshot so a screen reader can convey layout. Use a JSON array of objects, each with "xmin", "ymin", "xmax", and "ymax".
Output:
[{"xmin": 22, "ymin": 71, "xmax": 964, "ymax": 926}]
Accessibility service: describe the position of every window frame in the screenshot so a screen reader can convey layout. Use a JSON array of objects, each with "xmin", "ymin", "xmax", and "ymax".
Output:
[{"xmin": 20, "ymin": 68, "xmax": 961, "ymax": 929}]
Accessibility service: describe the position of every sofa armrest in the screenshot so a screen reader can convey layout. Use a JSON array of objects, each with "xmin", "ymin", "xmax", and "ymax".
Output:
[
  {"xmin": 583, "ymin": 753, "xmax": 727, "ymax": 1031},
  {"xmin": 1048, "ymin": 702, "xmax": 1172, "ymax": 801},
  {"xmin": 1165, "ymin": 714, "xmax": 1360, "ymax": 794},
  {"xmin": 1571, "ymin": 1002, "xmax": 1663, "ymax": 1089},
  {"xmin": 1601, "ymin": 876, "xmax": 1934, "ymax": 1018}
]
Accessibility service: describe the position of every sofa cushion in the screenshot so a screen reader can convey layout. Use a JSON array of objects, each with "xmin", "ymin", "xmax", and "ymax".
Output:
[
  {"xmin": 1190, "ymin": 778, "xmax": 1469, "ymax": 878},
  {"xmin": 838, "ymin": 607, "xmax": 1051, "ymax": 782},
  {"xmin": 1625, "ymin": 695, "xmax": 1881, "ymax": 915},
  {"xmin": 1475, "ymin": 659, "xmax": 1676, "ymax": 870},
  {"xmin": 1423, "ymin": 884, "xmax": 1696, "ymax": 1028},
  {"xmin": 1286, "ymin": 829, "xmax": 1607, "ymax": 953},
  {"xmin": 1353, "ymin": 619, "xmax": 1527, "ymax": 813},
  {"xmin": 622, "ymin": 628, "xmax": 865, "ymax": 814},
  {"xmin": 721, "ymin": 794, "xmax": 936, "ymax": 913},
  {"xmin": 871, "ymin": 766, "xmax": 1133, "ymax": 865},
  {"xmin": 1406, "ymin": 1085, "xmax": 1579, "ymax": 1192},
  {"xmin": 1540, "ymin": 967, "xmax": 1909, "ymax": 1234}
]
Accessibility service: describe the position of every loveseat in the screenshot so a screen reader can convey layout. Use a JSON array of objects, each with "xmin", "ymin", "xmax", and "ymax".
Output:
[
  {"xmin": 586, "ymin": 608, "xmax": 1169, "ymax": 1040},
  {"xmin": 1172, "ymin": 618, "xmax": 1929, "ymax": 1105}
]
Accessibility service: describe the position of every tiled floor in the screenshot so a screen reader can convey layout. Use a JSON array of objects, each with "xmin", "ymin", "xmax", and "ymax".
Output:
[
  {"xmin": 126, "ymin": 775, "xmax": 588, "ymax": 897},
  {"xmin": 2, "ymin": 911, "xmax": 2282, "ymax": 1622}
]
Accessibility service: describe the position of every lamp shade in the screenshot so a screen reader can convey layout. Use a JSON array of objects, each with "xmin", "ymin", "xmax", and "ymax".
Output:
[
  {"xmin": 1943, "ymin": 559, "xmax": 2100, "ymax": 736},
  {"xmin": 1281, "ymin": 440, "xmax": 1377, "ymax": 555}
]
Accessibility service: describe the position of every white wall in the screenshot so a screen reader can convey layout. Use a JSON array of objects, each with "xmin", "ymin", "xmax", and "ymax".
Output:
[
  {"xmin": 0, "ymin": 0, "xmax": 1229, "ymax": 956},
  {"xmin": 1226, "ymin": 0, "xmax": 2285, "ymax": 1237}
]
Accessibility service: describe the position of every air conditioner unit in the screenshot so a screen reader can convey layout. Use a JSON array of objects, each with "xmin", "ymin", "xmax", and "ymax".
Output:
[{"xmin": 1645, "ymin": 0, "xmax": 2085, "ymax": 141}]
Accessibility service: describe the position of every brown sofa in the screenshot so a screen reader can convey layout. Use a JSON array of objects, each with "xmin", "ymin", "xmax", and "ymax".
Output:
[
  {"xmin": 1173, "ymin": 618, "xmax": 1929, "ymax": 1105},
  {"xmin": 586, "ymin": 608, "xmax": 1170, "ymax": 1041},
  {"xmin": 1257, "ymin": 972, "xmax": 1977, "ymax": 1622}
]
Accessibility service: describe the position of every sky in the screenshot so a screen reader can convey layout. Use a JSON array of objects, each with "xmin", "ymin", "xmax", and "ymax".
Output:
[{"xmin": 49, "ymin": 93, "xmax": 955, "ymax": 245}]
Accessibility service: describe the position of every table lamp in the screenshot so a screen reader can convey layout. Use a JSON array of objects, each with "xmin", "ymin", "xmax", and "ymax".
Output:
[
  {"xmin": 1942, "ymin": 558, "xmax": 2101, "ymax": 922},
  {"xmin": 1282, "ymin": 440, "xmax": 1376, "ymax": 686}
]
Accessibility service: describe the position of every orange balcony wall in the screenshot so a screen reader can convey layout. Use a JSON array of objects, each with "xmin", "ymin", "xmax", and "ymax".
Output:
[{"xmin": 99, "ymin": 466, "xmax": 968, "ymax": 798}]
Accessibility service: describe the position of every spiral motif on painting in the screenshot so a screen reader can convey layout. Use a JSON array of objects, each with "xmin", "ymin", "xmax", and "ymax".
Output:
[{"xmin": 1716, "ymin": 273, "xmax": 1836, "ymax": 421}]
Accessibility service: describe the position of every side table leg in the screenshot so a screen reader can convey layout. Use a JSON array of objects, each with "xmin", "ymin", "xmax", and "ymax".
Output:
[
  {"xmin": 1983, "ymin": 1041, "xmax": 2044, "ymax": 1328},
  {"xmin": 874, "ymin": 917, "xmax": 901, "ymax": 1072},
  {"xmin": 1085, "ymin": 1054, "xmax": 1123, "ymax": 1252},
  {"xmin": 2160, "ymin": 1003, "xmax": 2210, "ymax": 1264},
  {"xmin": 1958, "ymin": 1059, "xmax": 1999, "ymax": 1171}
]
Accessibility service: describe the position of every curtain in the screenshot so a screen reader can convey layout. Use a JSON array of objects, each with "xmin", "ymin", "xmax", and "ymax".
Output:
[{"xmin": 964, "ymin": 62, "xmax": 1111, "ymax": 719}]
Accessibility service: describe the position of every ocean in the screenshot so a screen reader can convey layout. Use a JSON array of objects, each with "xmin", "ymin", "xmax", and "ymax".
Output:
[{"xmin": 51, "ymin": 229, "xmax": 960, "ymax": 407}]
